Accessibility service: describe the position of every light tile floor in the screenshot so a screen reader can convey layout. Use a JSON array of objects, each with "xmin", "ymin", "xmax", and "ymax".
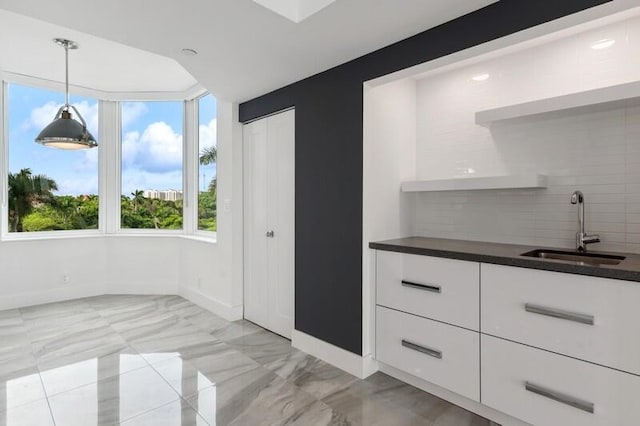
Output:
[{"xmin": 0, "ymin": 295, "xmax": 499, "ymax": 425}]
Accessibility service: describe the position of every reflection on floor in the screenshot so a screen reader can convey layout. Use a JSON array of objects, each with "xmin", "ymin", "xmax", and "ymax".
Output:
[{"xmin": 0, "ymin": 295, "xmax": 498, "ymax": 425}]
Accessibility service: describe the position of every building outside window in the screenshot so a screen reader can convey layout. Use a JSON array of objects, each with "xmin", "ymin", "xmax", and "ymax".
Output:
[
  {"xmin": 6, "ymin": 83, "xmax": 99, "ymax": 233},
  {"xmin": 198, "ymin": 94, "xmax": 217, "ymax": 232},
  {"xmin": 120, "ymin": 101, "xmax": 184, "ymax": 230}
]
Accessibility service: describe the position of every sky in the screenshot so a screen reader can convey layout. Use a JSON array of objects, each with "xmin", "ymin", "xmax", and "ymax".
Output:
[{"xmin": 7, "ymin": 83, "xmax": 217, "ymax": 196}]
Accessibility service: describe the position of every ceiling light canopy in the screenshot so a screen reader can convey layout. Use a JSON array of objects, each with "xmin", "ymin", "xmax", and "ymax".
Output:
[
  {"xmin": 181, "ymin": 48, "xmax": 198, "ymax": 56},
  {"xmin": 35, "ymin": 38, "xmax": 97, "ymax": 150}
]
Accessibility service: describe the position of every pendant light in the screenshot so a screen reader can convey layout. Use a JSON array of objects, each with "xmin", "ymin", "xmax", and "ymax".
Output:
[{"xmin": 35, "ymin": 38, "xmax": 97, "ymax": 150}]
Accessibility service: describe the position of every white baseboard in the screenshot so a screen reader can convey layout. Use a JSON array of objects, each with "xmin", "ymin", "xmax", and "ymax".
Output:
[
  {"xmin": 0, "ymin": 284, "xmax": 104, "ymax": 311},
  {"xmin": 378, "ymin": 363, "xmax": 530, "ymax": 426},
  {"xmin": 179, "ymin": 286, "xmax": 243, "ymax": 321},
  {"xmin": 291, "ymin": 329, "xmax": 379, "ymax": 379}
]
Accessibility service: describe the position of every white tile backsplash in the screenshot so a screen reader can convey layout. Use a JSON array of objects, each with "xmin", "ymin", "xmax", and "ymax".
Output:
[{"xmin": 411, "ymin": 15, "xmax": 640, "ymax": 253}]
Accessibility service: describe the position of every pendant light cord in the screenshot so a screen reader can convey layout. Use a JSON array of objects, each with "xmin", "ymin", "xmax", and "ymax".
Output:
[{"xmin": 64, "ymin": 42, "xmax": 70, "ymax": 108}]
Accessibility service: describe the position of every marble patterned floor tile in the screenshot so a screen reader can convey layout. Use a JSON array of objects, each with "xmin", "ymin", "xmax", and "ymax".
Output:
[
  {"xmin": 48, "ymin": 365, "xmax": 181, "ymax": 426},
  {"xmin": 0, "ymin": 296, "xmax": 498, "ymax": 426},
  {"xmin": 0, "ymin": 397, "xmax": 55, "ymax": 426},
  {"xmin": 85, "ymin": 294, "xmax": 173, "ymax": 311},
  {"xmin": 40, "ymin": 346, "xmax": 148, "ymax": 396},
  {"xmin": 162, "ymin": 299, "xmax": 231, "ymax": 334},
  {"xmin": 150, "ymin": 341, "xmax": 260, "ymax": 398},
  {"xmin": 0, "ymin": 367, "xmax": 47, "ymax": 412},
  {"xmin": 322, "ymin": 372, "xmax": 498, "ymax": 426},
  {"xmin": 185, "ymin": 365, "xmax": 276, "ymax": 425},
  {"xmin": 30, "ymin": 320, "xmax": 129, "ymax": 372},
  {"xmin": 96, "ymin": 297, "xmax": 164, "ymax": 318},
  {"xmin": 0, "ymin": 309, "xmax": 24, "ymax": 328},
  {"xmin": 0, "ymin": 349, "xmax": 38, "ymax": 381},
  {"xmin": 118, "ymin": 398, "xmax": 209, "ymax": 426},
  {"xmin": 286, "ymin": 358, "xmax": 360, "ymax": 401},
  {"xmin": 210, "ymin": 319, "xmax": 263, "ymax": 342},
  {"xmin": 185, "ymin": 365, "xmax": 347, "ymax": 426},
  {"xmin": 19, "ymin": 299, "xmax": 96, "ymax": 324},
  {"xmin": 227, "ymin": 329, "xmax": 297, "ymax": 366},
  {"xmin": 126, "ymin": 320, "xmax": 219, "ymax": 360}
]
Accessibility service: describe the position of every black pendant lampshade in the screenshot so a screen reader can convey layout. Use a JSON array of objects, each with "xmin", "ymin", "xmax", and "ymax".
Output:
[{"xmin": 35, "ymin": 38, "xmax": 97, "ymax": 150}]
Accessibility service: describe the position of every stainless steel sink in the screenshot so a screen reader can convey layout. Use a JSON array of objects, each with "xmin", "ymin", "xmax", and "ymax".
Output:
[{"xmin": 520, "ymin": 249, "xmax": 625, "ymax": 266}]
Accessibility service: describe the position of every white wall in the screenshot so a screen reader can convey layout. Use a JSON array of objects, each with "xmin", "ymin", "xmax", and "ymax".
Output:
[
  {"xmin": 362, "ymin": 79, "xmax": 416, "ymax": 365},
  {"xmin": 411, "ymin": 14, "xmax": 640, "ymax": 253},
  {"xmin": 180, "ymin": 99, "xmax": 244, "ymax": 320},
  {"xmin": 0, "ymin": 99, "xmax": 244, "ymax": 320},
  {"xmin": 0, "ymin": 236, "xmax": 179, "ymax": 309}
]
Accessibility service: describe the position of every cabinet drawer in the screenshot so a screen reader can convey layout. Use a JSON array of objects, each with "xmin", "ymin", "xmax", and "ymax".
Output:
[
  {"xmin": 482, "ymin": 335, "xmax": 640, "ymax": 426},
  {"xmin": 376, "ymin": 251, "xmax": 479, "ymax": 330},
  {"xmin": 376, "ymin": 306, "xmax": 479, "ymax": 401},
  {"xmin": 481, "ymin": 263, "xmax": 640, "ymax": 375}
]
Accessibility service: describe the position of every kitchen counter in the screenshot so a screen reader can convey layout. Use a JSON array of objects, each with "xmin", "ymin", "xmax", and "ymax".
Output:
[{"xmin": 369, "ymin": 237, "xmax": 640, "ymax": 282}]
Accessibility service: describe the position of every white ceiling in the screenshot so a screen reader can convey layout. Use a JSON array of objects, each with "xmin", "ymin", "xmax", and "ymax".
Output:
[
  {"xmin": 0, "ymin": 0, "xmax": 497, "ymax": 102},
  {"xmin": 0, "ymin": 9, "xmax": 198, "ymax": 95}
]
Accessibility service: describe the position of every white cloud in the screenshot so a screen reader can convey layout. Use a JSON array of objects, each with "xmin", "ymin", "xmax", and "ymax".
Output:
[
  {"xmin": 122, "ymin": 102, "xmax": 148, "ymax": 129},
  {"xmin": 58, "ymin": 175, "xmax": 99, "ymax": 195},
  {"xmin": 199, "ymin": 118, "xmax": 217, "ymax": 149},
  {"xmin": 26, "ymin": 101, "xmax": 59, "ymax": 131},
  {"xmin": 121, "ymin": 122, "xmax": 183, "ymax": 173},
  {"xmin": 142, "ymin": 122, "xmax": 183, "ymax": 171},
  {"xmin": 26, "ymin": 100, "xmax": 99, "ymax": 137},
  {"xmin": 74, "ymin": 101, "xmax": 99, "ymax": 137},
  {"xmin": 122, "ymin": 130, "xmax": 140, "ymax": 169}
]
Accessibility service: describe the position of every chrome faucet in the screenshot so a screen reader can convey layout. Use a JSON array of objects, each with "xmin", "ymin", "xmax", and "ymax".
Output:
[{"xmin": 570, "ymin": 190, "xmax": 600, "ymax": 251}]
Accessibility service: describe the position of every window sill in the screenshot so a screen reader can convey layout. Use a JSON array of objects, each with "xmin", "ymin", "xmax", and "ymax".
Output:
[
  {"xmin": 181, "ymin": 233, "xmax": 217, "ymax": 244},
  {"xmin": 1, "ymin": 230, "xmax": 103, "ymax": 242},
  {"xmin": 1, "ymin": 231, "xmax": 217, "ymax": 244}
]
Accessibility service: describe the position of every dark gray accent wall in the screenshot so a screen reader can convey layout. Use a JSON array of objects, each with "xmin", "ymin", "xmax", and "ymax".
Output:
[{"xmin": 239, "ymin": 0, "xmax": 612, "ymax": 355}]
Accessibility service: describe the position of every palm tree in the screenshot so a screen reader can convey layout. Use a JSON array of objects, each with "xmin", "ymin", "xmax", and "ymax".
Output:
[
  {"xmin": 131, "ymin": 190, "xmax": 145, "ymax": 212},
  {"xmin": 8, "ymin": 168, "xmax": 58, "ymax": 232},
  {"xmin": 199, "ymin": 146, "xmax": 217, "ymax": 165}
]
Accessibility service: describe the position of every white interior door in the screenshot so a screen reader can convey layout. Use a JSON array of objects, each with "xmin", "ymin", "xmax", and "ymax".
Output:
[{"xmin": 243, "ymin": 109, "xmax": 294, "ymax": 339}]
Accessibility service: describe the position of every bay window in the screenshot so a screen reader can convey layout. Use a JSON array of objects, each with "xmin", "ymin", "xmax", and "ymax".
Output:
[{"xmin": 1, "ymin": 79, "xmax": 216, "ymax": 240}]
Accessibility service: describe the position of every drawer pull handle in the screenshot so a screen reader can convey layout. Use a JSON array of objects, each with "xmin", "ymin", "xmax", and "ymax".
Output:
[
  {"xmin": 401, "ymin": 339, "xmax": 442, "ymax": 359},
  {"xmin": 401, "ymin": 280, "xmax": 441, "ymax": 293},
  {"xmin": 525, "ymin": 381, "xmax": 594, "ymax": 414},
  {"xmin": 525, "ymin": 303, "xmax": 594, "ymax": 326}
]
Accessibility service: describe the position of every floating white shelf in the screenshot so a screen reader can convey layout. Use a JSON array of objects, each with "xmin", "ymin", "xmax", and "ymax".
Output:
[
  {"xmin": 475, "ymin": 81, "xmax": 640, "ymax": 127},
  {"xmin": 401, "ymin": 174, "xmax": 548, "ymax": 192}
]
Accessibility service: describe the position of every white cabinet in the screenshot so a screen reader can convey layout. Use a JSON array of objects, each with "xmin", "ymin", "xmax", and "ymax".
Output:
[
  {"xmin": 481, "ymin": 264, "xmax": 640, "ymax": 375},
  {"xmin": 376, "ymin": 306, "xmax": 480, "ymax": 401},
  {"xmin": 374, "ymin": 247, "xmax": 640, "ymax": 426},
  {"xmin": 374, "ymin": 252, "xmax": 480, "ymax": 403},
  {"xmin": 376, "ymin": 251, "xmax": 479, "ymax": 330},
  {"xmin": 243, "ymin": 109, "xmax": 295, "ymax": 339},
  {"xmin": 482, "ymin": 335, "xmax": 640, "ymax": 426}
]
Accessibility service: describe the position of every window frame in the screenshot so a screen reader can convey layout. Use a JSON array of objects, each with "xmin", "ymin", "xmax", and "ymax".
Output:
[
  {"xmin": 1, "ymin": 80, "xmax": 103, "ymax": 240},
  {"xmin": 0, "ymin": 75, "xmax": 216, "ymax": 242},
  {"xmin": 194, "ymin": 92, "xmax": 217, "ymax": 237},
  {"xmin": 117, "ymin": 99, "xmax": 187, "ymax": 235}
]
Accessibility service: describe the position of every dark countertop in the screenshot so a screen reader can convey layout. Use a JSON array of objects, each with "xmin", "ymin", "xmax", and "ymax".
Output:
[{"xmin": 369, "ymin": 237, "xmax": 640, "ymax": 283}]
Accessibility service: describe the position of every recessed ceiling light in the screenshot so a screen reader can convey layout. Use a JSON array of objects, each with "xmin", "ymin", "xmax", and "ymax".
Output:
[
  {"xmin": 471, "ymin": 73, "xmax": 490, "ymax": 82},
  {"xmin": 590, "ymin": 39, "xmax": 615, "ymax": 50},
  {"xmin": 181, "ymin": 48, "xmax": 198, "ymax": 56}
]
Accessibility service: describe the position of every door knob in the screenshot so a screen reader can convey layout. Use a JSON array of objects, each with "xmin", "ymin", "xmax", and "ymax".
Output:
[{"xmin": 266, "ymin": 230, "xmax": 275, "ymax": 238}]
